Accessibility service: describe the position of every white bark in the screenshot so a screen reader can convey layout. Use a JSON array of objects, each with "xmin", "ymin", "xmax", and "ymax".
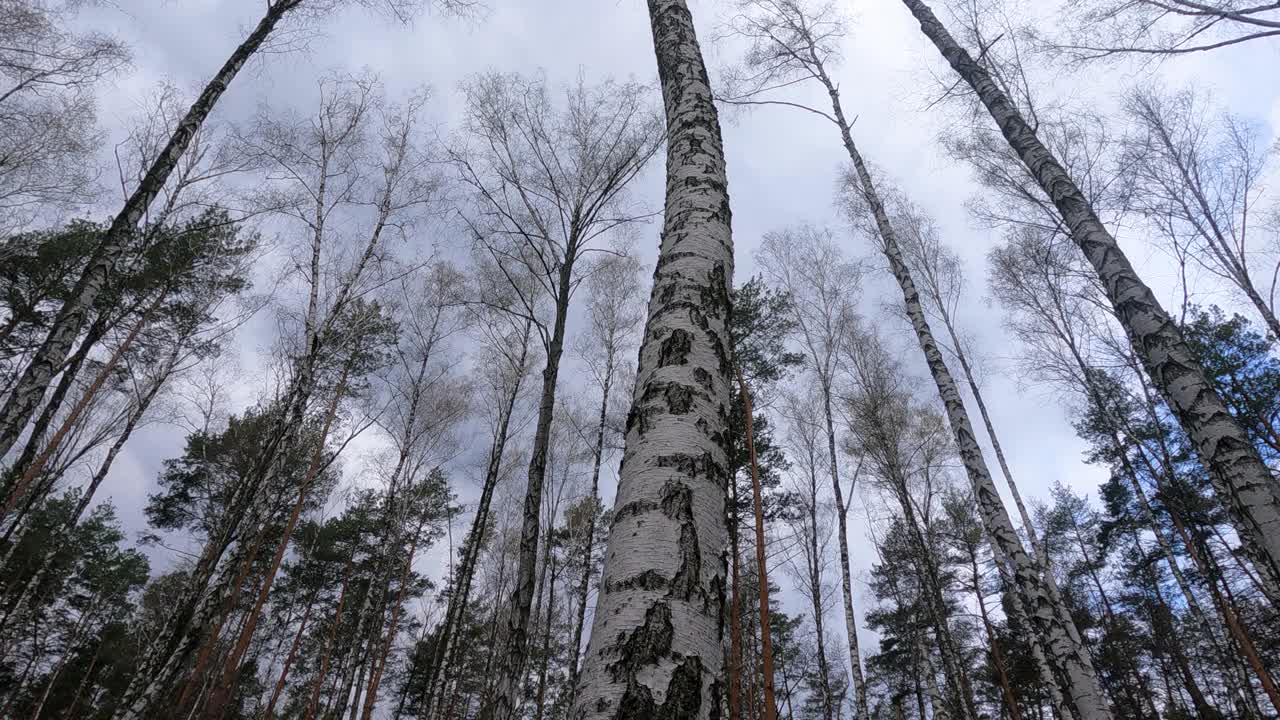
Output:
[
  {"xmin": 845, "ymin": 141, "xmax": 1113, "ymax": 720},
  {"xmin": 0, "ymin": 0, "xmax": 297, "ymax": 461},
  {"xmin": 571, "ymin": 1, "xmax": 734, "ymax": 716},
  {"xmin": 900, "ymin": 0, "xmax": 1280, "ymax": 602}
]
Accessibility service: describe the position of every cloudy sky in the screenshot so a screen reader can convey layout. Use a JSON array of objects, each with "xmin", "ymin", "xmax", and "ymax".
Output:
[{"xmin": 67, "ymin": 0, "xmax": 1280, "ymax": 644}]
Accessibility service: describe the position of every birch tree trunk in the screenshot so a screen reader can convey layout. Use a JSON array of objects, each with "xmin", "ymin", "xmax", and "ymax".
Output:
[
  {"xmin": 421, "ymin": 319, "xmax": 531, "ymax": 718},
  {"xmin": 824, "ymin": 388, "xmax": 869, "ymax": 720},
  {"xmin": 564, "ymin": 364, "xmax": 614, "ymax": 712},
  {"xmin": 484, "ymin": 263, "xmax": 574, "ymax": 720},
  {"xmin": 899, "ymin": 0, "xmax": 1280, "ymax": 600},
  {"xmin": 1, "ymin": 292, "xmax": 162, "ymax": 524},
  {"xmin": 571, "ymin": 0, "xmax": 735, "ymax": 715},
  {"xmin": 844, "ymin": 141, "xmax": 1113, "ymax": 720},
  {"xmin": 0, "ymin": 0, "xmax": 297, "ymax": 461},
  {"xmin": 800, "ymin": 456, "xmax": 835, "ymax": 720}
]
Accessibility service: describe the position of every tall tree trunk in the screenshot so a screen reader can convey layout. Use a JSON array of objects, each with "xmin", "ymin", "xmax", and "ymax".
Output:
[
  {"xmin": 970, "ymin": 548, "xmax": 1022, "ymax": 720},
  {"xmin": 899, "ymin": 0, "xmax": 1280, "ymax": 601},
  {"xmin": 359, "ymin": 515, "xmax": 426, "ymax": 720},
  {"xmin": 485, "ymin": 261, "xmax": 576, "ymax": 720},
  {"xmin": 421, "ymin": 319, "xmax": 531, "ymax": 718},
  {"xmin": 845, "ymin": 130, "xmax": 1111, "ymax": 718},
  {"xmin": 729, "ymin": 477, "xmax": 745, "ymax": 720},
  {"xmin": 571, "ymin": 1, "xmax": 735, "ymax": 716},
  {"xmin": 1131, "ymin": 529, "xmax": 1217, "ymax": 720},
  {"xmin": 563, "ymin": 361, "xmax": 614, "ymax": 712},
  {"xmin": 1, "ymin": 333, "xmax": 181, "ymax": 631},
  {"xmin": 821, "ymin": 385, "xmax": 869, "ymax": 720},
  {"xmin": 0, "ymin": 312, "xmax": 108, "ymax": 518},
  {"xmin": 893, "ymin": 480, "xmax": 978, "ymax": 720},
  {"xmin": 304, "ymin": 552, "xmax": 355, "ymax": 720},
  {"xmin": 1064, "ymin": 512, "xmax": 1157, "ymax": 717},
  {"xmin": 0, "ymin": 0, "xmax": 297, "ymax": 461},
  {"xmin": 1, "ymin": 292, "xmax": 162, "ymax": 524},
  {"xmin": 483, "ymin": 271, "xmax": 577, "ymax": 720},
  {"xmin": 802, "ymin": 460, "xmax": 835, "ymax": 720},
  {"xmin": 209, "ymin": 359, "xmax": 352, "ymax": 709},
  {"xmin": 532, "ymin": 552, "xmax": 558, "ymax": 720},
  {"xmin": 263, "ymin": 593, "xmax": 316, "ymax": 720},
  {"xmin": 737, "ymin": 369, "xmax": 778, "ymax": 720},
  {"xmin": 62, "ymin": 641, "xmax": 101, "ymax": 720}
]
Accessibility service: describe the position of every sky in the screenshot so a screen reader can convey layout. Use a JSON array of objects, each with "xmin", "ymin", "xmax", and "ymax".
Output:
[{"xmin": 62, "ymin": 0, "xmax": 1280, "ymax": 656}]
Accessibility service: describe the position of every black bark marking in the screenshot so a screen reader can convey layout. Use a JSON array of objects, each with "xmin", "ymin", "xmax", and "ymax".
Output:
[
  {"xmin": 660, "ymin": 480, "xmax": 702, "ymax": 601},
  {"xmin": 665, "ymin": 384, "xmax": 694, "ymax": 414},
  {"xmin": 607, "ymin": 602, "xmax": 675, "ymax": 685},
  {"xmin": 612, "ymin": 499, "xmax": 659, "ymax": 527},
  {"xmin": 655, "ymin": 452, "xmax": 719, "ymax": 482},
  {"xmin": 658, "ymin": 329, "xmax": 693, "ymax": 367},
  {"xmin": 692, "ymin": 367, "xmax": 713, "ymax": 391},
  {"xmin": 606, "ymin": 570, "xmax": 670, "ymax": 594},
  {"xmin": 670, "ymin": 523, "xmax": 701, "ymax": 600},
  {"xmin": 660, "ymin": 480, "xmax": 694, "ymax": 520},
  {"xmin": 613, "ymin": 655, "xmax": 704, "ymax": 720}
]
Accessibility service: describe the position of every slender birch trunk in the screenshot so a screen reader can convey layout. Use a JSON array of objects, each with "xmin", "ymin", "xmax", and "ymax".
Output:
[
  {"xmin": 921, "ymin": 645, "xmax": 953, "ymax": 720},
  {"xmin": 729, "ymin": 478, "xmax": 745, "ymax": 720},
  {"xmin": 899, "ymin": 0, "xmax": 1280, "ymax": 600},
  {"xmin": 571, "ymin": 0, "xmax": 735, "ymax": 715},
  {"xmin": 822, "ymin": 386, "xmax": 870, "ymax": 720},
  {"xmin": 1, "ymin": 292, "xmax": 162, "ymax": 524},
  {"xmin": 564, "ymin": 363, "xmax": 615, "ymax": 711},
  {"xmin": 532, "ymin": 551, "xmax": 558, "ymax": 720},
  {"xmin": 0, "ymin": 0, "xmax": 297, "ymax": 460},
  {"xmin": 0, "ymin": 313, "xmax": 108, "ymax": 508},
  {"xmin": 845, "ymin": 139, "xmax": 1112, "ymax": 718},
  {"xmin": 801, "ymin": 458, "xmax": 835, "ymax": 720},
  {"xmin": 0, "ymin": 339, "xmax": 177, "ymax": 628},
  {"xmin": 484, "ymin": 257, "xmax": 576, "ymax": 720},
  {"xmin": 421, "ymin": 320, "xmax": 531, "ymax": 718}
]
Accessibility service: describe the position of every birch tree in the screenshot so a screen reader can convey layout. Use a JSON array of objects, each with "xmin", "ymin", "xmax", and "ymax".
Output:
[
  {"xmin": 897, "ymin": 0, "xmax": 1280, "ymax": 606},
  {"xmin": 841, "ymin": 327, "xmax": 980, "ymax": 720},
  {"xmin": 418, "ymin": 305, "xmax": 536, "ymax": 718},
  {"xmin": 721, "ymin": 1, "xmax": 1112, "ymax": 715},
  {"xmin": 756, "ymin": 225, "xmax": 870, "ymax": 720},
  {"xmin": 0, "ymin": 0, "xmax": 128, "ymax": 232},
  {"xmin": 1051, "ymin": 0, "xmax": 1280, "ymax": 58},
  {"xmin": 1120, "ymin": 86, "xmax": 1280, "ymax": 340},
  {"xmin": 572, "ymin": 0, "xmax": 736, "ymax": 715},
  {"xmin": 0, "ymin": 0, "xmax": 455, "ymax": 468},
  {"xmin": 562, "ymin": 250, "xmax": 645, "ymax": 712},
  {"xmin": 451, "ymin": 70, "xmax": 663, "ymax": 720},
  {"xmin": 779, "ymin": 386, "xmax": 840, "ymax": 720},
  {"xmin": 113, "ymin": 75, "xmax": 441, "ymax": 720}
]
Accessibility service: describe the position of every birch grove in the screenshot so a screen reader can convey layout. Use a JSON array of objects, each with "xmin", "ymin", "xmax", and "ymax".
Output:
[{"xmin": 3, "ymin": 1, "xmax": 1280, "ymax": 719}]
